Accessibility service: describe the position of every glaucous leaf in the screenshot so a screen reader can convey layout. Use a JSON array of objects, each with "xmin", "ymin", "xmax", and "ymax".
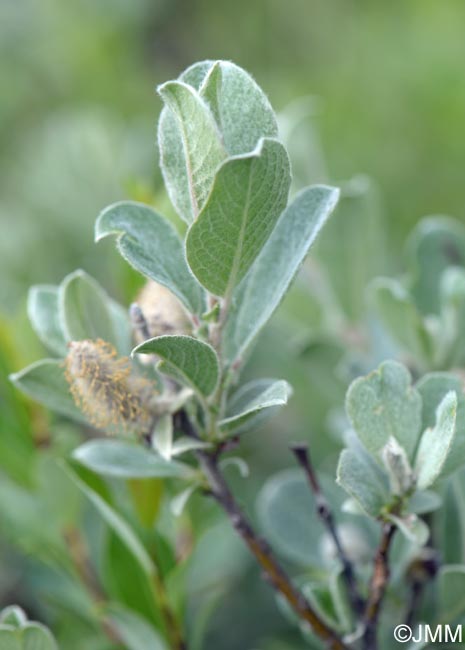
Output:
[
  {"xmin": 58, "ymin": 270, "xmax": 119, "ymax": 348},
  {"xmin": 199, "ymin": 60, "xmax": 278, "ymax": 155},
  {"xmin": 387, "ymin": 514, "xmax": 429, "ymax": 546},
  {"xmin": 0, "ymin": 608, "xmax": 27, "ymax": 629},
  {"xmin": 152, "ymin": 414, "xmax": 173, "ymax": 461},
  {"xmin": 439, "ymin": 267, "xmax": 465, "ymax": 366},
  {"xmin": 219, "ymin": 378, "xmax": 292, "ymax": 434},
  {"xmin": 72, "ymin": 440, "xmax": 193, "ymax": 480},
  {"xmin": 133, "ymin": 335, "xmax": 219, "ymax": 397},
  {"xmin": 104, "ymin": 605, "xmax": 168, "ymax": 650},
  {"xmin": 346, "ymin": 360, "xmax": 422, "ymax": 460},
  {"xmin": 96, "ymin": 201, "xmax": 204, "ymax": 314},
  {"xmin": 315, "ymin": 175, "xmax": 386, "ymax": 322},
  {"xmin": 414, "ymin": 391, "xmax": 457, "ymax": 489},
  {"xmin": 27, "ymin": 285, "xmax": 67, "ymax": 356},
  {"xmin": 336, "ymin": 448, "xmax": 389, "ymax": 517},
  {"xmin": 0, "ymin": 624, "xmax": 58, "ymax": 650},
  {"xmin": 186, "ymin": 138, "xmax": 290, "ymax": 296},
  {"xmin": 369, "ymin": 278, "xmax": 436, "ymax": 367},
  {"xmin": 9, "ymin": 359, "xmax": 86, "ymax": 423},
  {"xmin": 438, "ymin": 565, "xmax": 465, "ymax": 622},
  {"xmin": 406, "ymin": 217, "xmax": 465, "ymax": 315},
  {"xmin": 223, "ymin": 185, "xmax": 339, "ymax": 364},
  {"xmin": 257, "ymin": 469, "xmax": 341, "ymax": 566},
  {"xmin": 416, "ymin": 373, "xmax": 465, "ymax": 477},
  {"xmin": 158, "ymin": 81, "xmax": 225, "ymax": 223}
]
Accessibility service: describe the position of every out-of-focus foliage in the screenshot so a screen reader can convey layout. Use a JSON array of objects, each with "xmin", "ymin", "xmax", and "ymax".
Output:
[{"xmin": 2, "ymin": 2, "xmax": 465, "ymax": 649}]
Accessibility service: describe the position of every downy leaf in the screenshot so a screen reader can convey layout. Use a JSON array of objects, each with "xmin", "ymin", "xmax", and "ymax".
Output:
[
  {"xmin": 96, "ymin": 201, "xmax": 204, "ymax": 314},
  {"xmin": 9, "ymin": 359, "xmax": 86, "ymax": 423},
  {"xmin": 438, "ymin": 565, "xmax": 465, "ymax": 622},
  {"xmin": 315, "ymin": 175, "xmax": 386, "ymax": 322},
  {"xmin": 72, "ymin": 439, "xmax": 193, "ymax": 480},
  {"xmin": 104, "ymin": 605, "xmax": 167, "ymax": 650},
  {"xmin": 27, "ymin": 285, "xmax": 67, "ymax": 356},
  {"xmin": 133, "ymin": 335, "xmax": 219, "ymax": 397},
  {"xmin": 406, "ymin": 217, "xmax": 465, "ymax": 315},
  {"xmin": 198, "ymin": 60, "xmax": 278, "ymax": 155},
  {"xmin": 58, "ymin": 270, "xmax": 120, "ymax": 350},
  {"xmin": 417, "ymin": 373, "xmax": 465, "ymax": 477},
  {"xmin": 387, "ymin": 514, "xmax": 429, "ymax": 546},
  {"xmin": 186, "ymin": 138, "xmax": 290, "ymax": 296},
  {"xmin": 158, "ymin": 81, "xmax": 225, "ymax": 223},
  {"xmin": 369, "ymin": 278, "xmax": 435, "ymax": 366},
  {"xmin": 219, "ymin": 378, "xmax": 292, "ymax": 434},
  {"xmin": 336, "ymin": 447, "xmax": 390, "ymax": 517},
  {"xmin": 414, "ymin": 391, "xmax": 457, "ymax": 489},
  {"xmin": 346, "ymin": 360, "xmax": 422, "ymax": 460},
  {"xmin": 223, "ymin": 185, "xmax": 339, "ymax": 364}
]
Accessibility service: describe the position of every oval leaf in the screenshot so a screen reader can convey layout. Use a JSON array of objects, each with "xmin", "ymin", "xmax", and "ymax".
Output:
[
  {"xmin": 133, "ymin": 335, "xmax": 219, "ymax": 397},
  {"xmin": 223, "ymin": 185, "xmax": 339, "ymax": 364},
  {"xmin": 9, "ymin": 359, "xmax": 86, "ymax": 423},
  {"xmin": 72, "ymin": 440, "xmax": 193, "ymax": 480},
  {"xmin": 158, "ymin": 81, "xmax": 225, "ymax": 223},
  {"xmin": 27, "ymin": 285, "xmax": 67, "ymax": 356},
  {"xmin": 96, "ymin": 201, "xmax": 204, "ymax": 314},
  {"xmin": 186, "ymin": 138, "xmax": 290, "ymax": 296}
]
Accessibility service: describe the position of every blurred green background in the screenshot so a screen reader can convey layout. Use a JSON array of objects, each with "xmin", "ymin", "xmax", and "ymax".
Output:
[{"xmin": 2, "ymin": 1, "xmax": 465, "ymax": 648}]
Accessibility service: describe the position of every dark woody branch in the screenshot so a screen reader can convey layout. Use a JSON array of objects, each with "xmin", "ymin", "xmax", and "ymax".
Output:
[{"xmin": 291, "ymin": 442, "xmax": 365, "ymax": 617}]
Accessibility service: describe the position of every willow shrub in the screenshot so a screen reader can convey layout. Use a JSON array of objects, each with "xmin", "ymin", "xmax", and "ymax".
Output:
[{"xmin": 10, "ymin": 61, "xmax": 465, "ymax": 650}]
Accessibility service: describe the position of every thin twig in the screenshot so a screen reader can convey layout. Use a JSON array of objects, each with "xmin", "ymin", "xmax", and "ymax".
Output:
[
  {"xmin": 404, "ymin": 547, "xmax": 439, "ymax": 628},
  {"xmin": 362, "ymin": 522, "xmax": 396, "ymax": 650},
  {"xmin": 291, "ymin": 442, "xmax": 365, "ymax": 616},
  {"xmin": 195, "ymin": 447, "xmax": 349, "ymax": 650}
]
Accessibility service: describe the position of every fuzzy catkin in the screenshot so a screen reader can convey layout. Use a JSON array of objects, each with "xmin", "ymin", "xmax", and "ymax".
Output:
[
  {"xmin": 64, "ymin": 339, "xmax": 154, "ymax": 433},
  {"xmin": 133, "ymin": 281, "xmax": 191, "ymax": 342}
]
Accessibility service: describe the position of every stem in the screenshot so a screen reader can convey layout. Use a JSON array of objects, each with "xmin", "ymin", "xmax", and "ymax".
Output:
[
  {"xmin": 151, "ymin": 574, "xmax": 187, "ymax": 650},
  {"xmin": 362, "ymin": 522, "xmax": 396, "ymax": 650},
  {"xmin": 196, "ymin": 448, "xmax": 349, "ymax": 650},
  {"xmin": 291, "ymin": 443, "xmax": 365, "ymax": 616}
]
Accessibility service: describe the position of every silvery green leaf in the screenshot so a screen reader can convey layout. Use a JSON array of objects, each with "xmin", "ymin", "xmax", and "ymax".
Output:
[
  {"xmin": 108, "ymin": 298, "xmax": 132, "ymax": 356},
  {"xmin": 346, "ymin": 360, "xmax": 422, "ymax": 460},
  {"xmin": 220, "ymin": 457, "xmax": 250, "ymax": 478},
  {"xmin": 72, "ymin": 439, "xmax": 193, "ymax": 480},
  {"xmin": 0, "ymin": 608, "xmax": 27, "ymax": 629},
  {"xmin": 133, "ymin": 335, "xmax": 219, "ymax": 398},
  {"xmin": 9, "ymin": 359, "xmax": 86, "ymax": 423},
  {"xmin": 417, "ymin": 373, "xmax": 465, "ymax": 477},
  {"xmin": 104, "ymin": 605, "xmax": 168, "ymax": 650},
  {"xmin": 414, "ymin": 391, "xmax": 457, "ymax": 489},
  {"xmin": 381, "ymin": 437, "xmax": 414, "ymax": 495},
  {"xmin": 257, "ymin": 469, "xmax": 343, "ymax": 567},
  {"xmin": 186, "ymin": 138, "xmax": 290, "ymax": 296},
  {"xmin": 96, "ymin": 201, "xmax": 204, "ymax": 314},
  {"xmin": 406, "ymin": 217, "xmax": 465, "ymax": 315},
  {"xmin": 219, "ymin": 378, "xmax": 292, "ymax": 434},
  {"xmin": 223, "ymin": 185, "xmax": 339, "ymax": 364},
  {"xmin": 369, "ymin": 278, "xmax": 436, "ymax": 366},
  {"xmin": 27, "ymin": 285, "xmax": 67, "ymax": 356},
  {"xmin": 170, "ymin": 437, "xmax": 211, "ymax": 456},
  {"xmin": 152, "ymin": 414, "xmax": 173, "ymax": 461},
  {"xmin": 387, "ymin": 514, "xmax": 429, "ymax": 546},
  {"xmin": 58, "ymin": 270, "xmax": 120, "ymax": 350},
  {"xmin": 199, "ymin": 60, "xmax": 278, "ymax": 155},
  {"xmin": 439, "ymin": 266, "xmax": 465, "ymax": 366},
  {"xmin": 158, "ymin": 81, "xmax": 225, "ymax": 223},
  {"xmin": 438, "ymin": 565, "xmax": 465, "ymax": 622},
  {"xmin": 336, "ymin": 448, "xmax": 389, "ymax": 517},
  {"xmin": 170, "ymin": 485, "xmax": 198, "ymax": 517},
  {"xmin": 315, "ymin": 175, "xmax": 386, "ymax": 322},
  {"xmin": 409, "ymin": 490, "xmax": 442, "ymax": 514}
]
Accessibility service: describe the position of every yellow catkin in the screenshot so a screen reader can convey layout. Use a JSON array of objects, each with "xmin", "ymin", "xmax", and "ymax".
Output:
[{"xmin": 64, "ymin": 339, "xmax": 154, "ymax": 434}]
